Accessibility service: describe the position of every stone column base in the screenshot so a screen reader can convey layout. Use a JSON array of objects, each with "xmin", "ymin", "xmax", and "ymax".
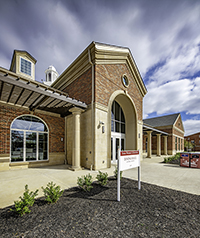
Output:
[{"xmin": 66, "ymin": 164, "xmax": 83, "ymax": 171}]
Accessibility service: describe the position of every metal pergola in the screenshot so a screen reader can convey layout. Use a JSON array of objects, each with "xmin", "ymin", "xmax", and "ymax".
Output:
[{"xmin": 0, "ymin": 69, "xmax": 87, "ymax": 117}]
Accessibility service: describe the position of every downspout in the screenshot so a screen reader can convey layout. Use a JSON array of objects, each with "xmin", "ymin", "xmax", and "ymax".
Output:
[{"xmin": 88, "ymin": 48, "xmax": 95, "ymax": 170}]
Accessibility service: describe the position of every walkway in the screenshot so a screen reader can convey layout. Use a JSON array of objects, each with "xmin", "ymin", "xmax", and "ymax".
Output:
[{"xmin": 0, "ymin": 155, "xmax": 199, "ymax": 208}]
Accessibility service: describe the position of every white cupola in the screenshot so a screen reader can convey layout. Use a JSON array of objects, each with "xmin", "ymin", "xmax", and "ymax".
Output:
[{"xmin": 44, "ymin": 65, "xmax": 59, "ymax": 86}]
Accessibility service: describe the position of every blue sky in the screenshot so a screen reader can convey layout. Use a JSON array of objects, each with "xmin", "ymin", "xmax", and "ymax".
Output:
[{"xmin": 0, "ymin": 0, "xmax": 200, "ymax": 136}]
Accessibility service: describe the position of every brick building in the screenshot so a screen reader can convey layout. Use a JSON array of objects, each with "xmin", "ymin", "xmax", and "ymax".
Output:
[
  {"xmin": 185, "ymin": 132, "xmax": 200, "ymax": 151},
  {"xmin": 143, "ymin": 113, "xmax": 185, "ymax": 157},
  {"xmin": 0, "ymin": 42, "xmax": 147, "ymax": 171}
]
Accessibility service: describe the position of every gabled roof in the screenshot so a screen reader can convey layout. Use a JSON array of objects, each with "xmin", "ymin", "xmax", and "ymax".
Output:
[
  {"xmin": 52, "ymin": 41, "xmax": 147, "ymax": 97},
  {"xmin": 10, "ymin": 50, "xmax": 37, "ymax": 71},
  {"xmin": 143, "ymin": 113, "xmax": 180, "ymax": 127},
  {"xmin": 184, "ymin": 132, "xmax": 200, "ymax": 137}
]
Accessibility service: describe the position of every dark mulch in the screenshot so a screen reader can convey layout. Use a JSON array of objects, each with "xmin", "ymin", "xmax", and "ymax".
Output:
[{"xmin": 1, "ymin": 177, "xmax": 200, "ymax": 238}]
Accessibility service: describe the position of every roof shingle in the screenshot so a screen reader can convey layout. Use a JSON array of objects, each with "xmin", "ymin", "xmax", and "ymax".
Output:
[{"xmin": 143, "ymin": 113, "xmax": 180, "ymax": 127}]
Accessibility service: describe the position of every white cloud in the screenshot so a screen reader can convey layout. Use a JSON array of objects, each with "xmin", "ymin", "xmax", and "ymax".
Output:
[
  {"xmin": 147, "ymin": 43, "xmax": 200, "ymax": 89},
  {"xmin": 144, "ymin": 77, "xmax": 200, "ymax": 117},
  {"xmin": 1, "ymin": 0, "xmax": 200, "ymax": 80},
  {"xmin": 184, "ymin": 119, "xmax": 200, "ymax": 136},
  {"xmin": 28, "ymin": 1, "xmax": 91, "ymax": 79}
]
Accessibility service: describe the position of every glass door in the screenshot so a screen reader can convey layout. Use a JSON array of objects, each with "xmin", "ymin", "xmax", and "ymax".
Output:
[
  {"xmin": 111, "ymin": 133, "xmax": 126, "ymax": 163},
  {"xmin": 26, "ymin": 132, "xmax": 37, "ymax": 161},
  {"xmin": 11, "ymin": 130, "xmax": 24, "ymax": 162},
  {"xmin": 38, "ymin": 133, "xmax": 48, "ymax": 160}
]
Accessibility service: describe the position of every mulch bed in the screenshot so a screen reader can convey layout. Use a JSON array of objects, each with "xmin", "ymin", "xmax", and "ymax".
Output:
[{"xmin": 0, "ymin": 177, "xmax": 200, "ymax": 238}]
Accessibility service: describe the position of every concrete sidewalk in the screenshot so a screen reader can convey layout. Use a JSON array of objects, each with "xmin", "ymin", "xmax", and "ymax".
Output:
[
  {"xmin": 124, "ymin": 155, "xmax": 200, "ymax": 196},
  {"xmin": 0, "ymin": 155, "xmax": 199, "ymax": 208}
]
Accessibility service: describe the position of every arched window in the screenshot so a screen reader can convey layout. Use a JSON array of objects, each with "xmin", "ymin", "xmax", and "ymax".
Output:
[
  {"xmin": 11, "ymin": 115, "xmax": 48, "ymax": 162},
  {"xmin": 111, "ymin": 101, "xmax": 125, "ymax": 133},
  {"xmin": 111, "ymin": 101, "xmax": 126, "ymax": 163}
]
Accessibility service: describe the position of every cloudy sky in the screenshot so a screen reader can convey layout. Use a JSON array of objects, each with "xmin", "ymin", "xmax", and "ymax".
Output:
[{"xmin": 0, "ymin": 0, "xmax": 200, "ymax": 135}]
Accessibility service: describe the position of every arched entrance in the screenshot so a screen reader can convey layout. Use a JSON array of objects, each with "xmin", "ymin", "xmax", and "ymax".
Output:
[{"xmin": 107, "ymin": 90, "xmax": 138, "ymax": 165}]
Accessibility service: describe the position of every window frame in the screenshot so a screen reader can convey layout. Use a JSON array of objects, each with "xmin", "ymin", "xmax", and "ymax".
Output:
[
  {"xmin": 20, "ymin": 57, "xmax": 32, "ymax": 76},
  {"xmin": 111, "ymin": 101, "xmax": 126, "ymax": 134},
  {"xmin": 10, "ymin": 114, "xmax": 49, "ymax": 163},
  {"xmin": 175, "ymin": 137, "xmax": 177, "ymax": 151}
]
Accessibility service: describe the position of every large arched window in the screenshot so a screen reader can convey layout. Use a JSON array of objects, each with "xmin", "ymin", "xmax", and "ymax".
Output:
[
  {"xmin": 111, "ymin": 101, "xmax": 125, "ymax": 133},
  {"xmin": 111, "ymin": 101, "xmax": 126, "ymax": 163},
  {"xmin": 11, "ymin": 115, "xmax": 48, "ymax": 162}
]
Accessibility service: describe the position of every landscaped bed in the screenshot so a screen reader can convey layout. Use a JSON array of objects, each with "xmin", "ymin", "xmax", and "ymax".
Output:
[
  {"xmin": 0, "ymin": 177, "xmax": 200, "ymax": 237},
  {"xmin": 163, "ymin": 153, "xmax": 180, "ymax": 164}
]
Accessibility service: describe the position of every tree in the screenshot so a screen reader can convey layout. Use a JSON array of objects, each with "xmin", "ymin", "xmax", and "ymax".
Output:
[{"xmin": 184, "ymin": 139, "xmax": 195, "ymax": 151}]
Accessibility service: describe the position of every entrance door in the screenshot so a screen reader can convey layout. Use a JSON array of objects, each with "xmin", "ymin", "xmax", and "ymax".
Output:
[
  {"xmin": 26, "ymin": 132, "xmax": 37, "ymax": 161},
  {"xmin": 111, "ymin": 133, "xmax": 125, "ymax": 163}
]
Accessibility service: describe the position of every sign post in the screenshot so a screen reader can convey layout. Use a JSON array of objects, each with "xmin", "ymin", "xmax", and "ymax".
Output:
[
  {"xmin": 117, "ymin": 148, "xmax": 121, "ymax": 202},
  {"xmin": 117, "ymin": 148, "xmax": 140, "ymax": 202}
]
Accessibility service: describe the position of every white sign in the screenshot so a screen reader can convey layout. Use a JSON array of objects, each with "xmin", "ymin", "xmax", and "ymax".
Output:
[
  {"xmin": 119, "ymin": 150, "xmax": 140, "ymax": 171},
  {"xmin": 117, "ymin": 149, "xmax": 141, "ymax": 202}
]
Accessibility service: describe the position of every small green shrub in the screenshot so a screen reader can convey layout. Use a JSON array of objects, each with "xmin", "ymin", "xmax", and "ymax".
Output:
[
  {"xmin": 77, "ymin": 174, "xmax": 93, "ymax": 192},
  {"xmin": 163, "ymin": 153, "xmax": 180, "ymax": 163},
  {"xmin": 114, "ymin": 166, "xmax": 123, "ymax": 180},
  {"xmin": 96, "ymin": 171, "xmax": 108, "ymax": 186},
  {"xmin": 42, "ymin": 182, "xmax": 64, "ymax": 203},
  {"xmin": 11, "ymin": 185, "xmax": 38, "ymax": 216}
]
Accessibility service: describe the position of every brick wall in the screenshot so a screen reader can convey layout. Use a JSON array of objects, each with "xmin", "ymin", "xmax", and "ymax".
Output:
[
  {"xmin": 185, "ymin": 133, "xmax": 200, "ymax": 151},
  {"xmin": 0, "ymin": 104, "xmax": 65, "ymax": 154},
  {"xmin": 173, "ymin": 128, "xmax": 184, "ymax": 137},
  {"xmin": 143, "ymin": 134, "xmax": 170, "ymax": 153},
  {"xmin": 175, "ymin": 116, "xmax": 184, "ymax": 132},
  {"xmin": 143, "ymin": 130, "xmax": 174, "ymax": 154},
  {"xmin": 62, "ymin": 64, "xmax": 143, "ymax": 121},
  {"xmin": 96, "ymin": 64, "xmax": 143, "ymax": 120},
  {"xmin": 62, "ymin": 68, "xmax": 92, "ymax": 105}
]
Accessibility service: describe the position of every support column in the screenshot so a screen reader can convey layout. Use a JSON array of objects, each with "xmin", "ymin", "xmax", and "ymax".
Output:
[
  {"xmin": 147, "ymin": 131, "xmax": 152, "ymax": 158},
  {"xmin": 163, "ymin": 136, "xmax": 168, "ymax": 155},
  {"xmin": 156, "ymin": 134, "xmax": 161, "ymax": 156},
  {"xmin": 69, "ymin": 107, "xmax": 84, "ymax": 171}
]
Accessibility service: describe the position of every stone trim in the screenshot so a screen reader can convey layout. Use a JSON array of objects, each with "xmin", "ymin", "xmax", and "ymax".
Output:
[
  {"xmin": 94, "ymin": 102, "xmax": 108, "ymax": 112},
  {"xmin": 52, "ymin": 42, "xmax": 147, "ymax": 97},
  {"xmin": 0, "ymin": 154, "xmax": 9, "ymax": 157},
  {"xmin": 0, "ymin": 158, "xmax": 9, "ymax": 162},
  {"xmin": 173, "ymin": 134, "xmax": 184, "ymax": 139},
  {"xmin": 10, "ymin": 162, "xmax": 29, "ymax": 167},
  {"xmin": 173, "ymin": 125, "xmax": 185, "ymax": 134},
  {"xmin": 138, "ymin": 120, "xmax": 143, "ymax": 126}
]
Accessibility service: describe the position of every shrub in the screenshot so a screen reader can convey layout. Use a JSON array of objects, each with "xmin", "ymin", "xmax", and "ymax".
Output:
[
  {"xmin": 77, "ymin": 174, "xmax": 93, "ymax": 192},
  {"xmin": 96, "ymin": 171, "xmax": 108, "ymax": 186},
  {"xmin": 163, "ymin": 153, "xmax": 180, "ymax": 163},
  {"xmin": 42, "ymin": 182, "xmax": 64, "ymax": 203},
  {"xmin": 114, "ymin": 166, "xmax": 123, "ymax": 180},
  {"xmin": 11, "ymin": 185, "xmax": 38, "ymax": 216}
]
